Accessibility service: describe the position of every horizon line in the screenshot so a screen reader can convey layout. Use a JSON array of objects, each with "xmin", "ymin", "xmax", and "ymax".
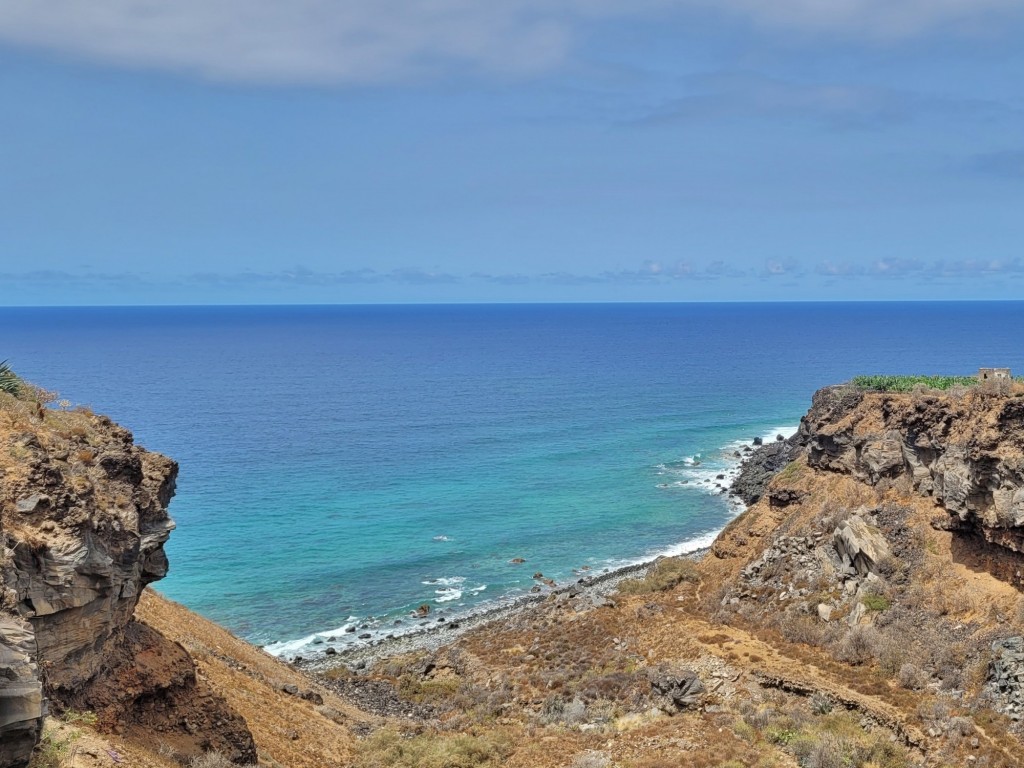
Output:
[{"xmin": 3, "ymin": 298, "xmax": 1024, "ymax": 310}]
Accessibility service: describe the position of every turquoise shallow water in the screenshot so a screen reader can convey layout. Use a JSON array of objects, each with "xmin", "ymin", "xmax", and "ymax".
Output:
[{"xmin": 3, "ymin": 302, "xmax": 1023, "ymax": 656}]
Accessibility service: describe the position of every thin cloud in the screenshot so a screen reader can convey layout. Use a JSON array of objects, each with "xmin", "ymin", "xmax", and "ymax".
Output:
[
  {"xmin": 0, "ymin": 269, "xmax": 152, "ymax": 286},
  {"xmin": 968, "ymin": 150, "xmax": 1024, "ymax": 179},
  {"xmin": 932, "ymin": 257, "xmax": 1024, "ymax": 276},
  {"xmin": 1, "ymin": 1, "xmax": 1023, "ymax": 85},
  {"xmin": 598, "ymin": 259, "xmax": 702, "ymax": 283},
  {"xmin": 1, "ymin": 266, "xmax": 458, "ymax": 290},
  {"xmin": 814, "ymin": 257, "xmax": 1024, "ymax": 280},
  {"xmin": 761, "ymin": 259, "xmax": 801, "ymax": 278},
  {"xmin": 634, "ymin": 73, "xmax": 1018, "ymax": 130}
]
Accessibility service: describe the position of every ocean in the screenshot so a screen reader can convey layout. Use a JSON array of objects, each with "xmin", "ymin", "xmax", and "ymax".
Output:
[{"xmin": 3, "ymin": 302, "xmax": 1023, "ymax": 657}]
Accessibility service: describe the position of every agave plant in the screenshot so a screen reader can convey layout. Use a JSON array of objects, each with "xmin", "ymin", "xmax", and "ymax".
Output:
[{"xmin": 0, "ymin": 360, "xmax": 20, "ymax": 396}]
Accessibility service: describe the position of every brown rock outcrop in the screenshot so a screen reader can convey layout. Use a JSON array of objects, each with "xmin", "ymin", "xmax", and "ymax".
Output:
[
  {"xmin": 801, "ymin": 384, "xmax": 1024, "ymax": 559},
  {"xmin": 0, "ymin": 403, "xmax": 255, "ymax": 766}
]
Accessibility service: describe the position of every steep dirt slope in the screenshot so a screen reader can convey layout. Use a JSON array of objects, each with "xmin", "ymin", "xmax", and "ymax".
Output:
[{"xmin": 135, "ymin": 590, "xmax": 374, "ymax": 768}]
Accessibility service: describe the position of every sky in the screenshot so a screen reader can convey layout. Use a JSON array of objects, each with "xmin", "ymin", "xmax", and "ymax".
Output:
[{"xmin": 1, "ymin": 1, "xmax": 1023, "ymax": 305}]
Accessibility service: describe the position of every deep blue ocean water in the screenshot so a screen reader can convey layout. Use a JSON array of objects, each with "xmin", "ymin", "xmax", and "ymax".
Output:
[{"xmin": 3, "ymin": 302, "xmax": 1023, "ymax": 655}]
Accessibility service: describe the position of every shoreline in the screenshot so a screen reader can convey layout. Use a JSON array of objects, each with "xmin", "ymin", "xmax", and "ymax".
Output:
[
  {"xmin": 299, "ymin": 545, "xmax": 711, "ymax": 673},
  {"xmin": 288, "ymin": 424, "xmax": 802, "ymax": 673}
]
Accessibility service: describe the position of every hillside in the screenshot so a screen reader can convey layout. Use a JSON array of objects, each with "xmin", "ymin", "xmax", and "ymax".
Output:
[{"xmin": 6, "ymin": 376, "xmax": 1024, "ymax": 767}]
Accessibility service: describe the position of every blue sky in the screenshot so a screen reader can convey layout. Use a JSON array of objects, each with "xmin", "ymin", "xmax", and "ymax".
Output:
[{"xmin": 1, "ymin": 1, "xmax": 1023, "ymax": 305}]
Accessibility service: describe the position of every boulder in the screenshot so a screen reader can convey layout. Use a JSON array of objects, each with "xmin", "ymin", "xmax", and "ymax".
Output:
[
  {"xmin": 833, "ymin": 514, "xmax": 891, "ymax": 577},
  {"xmin": 647, "ymin": 666, "xmax": 705, "ymax": 713}
]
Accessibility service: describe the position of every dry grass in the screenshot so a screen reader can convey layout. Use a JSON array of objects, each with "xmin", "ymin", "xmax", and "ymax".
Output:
[
  {"xmin": 353, "ymin": 728, "xmax": 513, "ymax": 768},
  {"xmin": 617, "ymin": 557, "xmax": 699, "ymax": 596},
  {"xmin": 136, "ymin": 591, "xmax": 367, "ymax": 768}
]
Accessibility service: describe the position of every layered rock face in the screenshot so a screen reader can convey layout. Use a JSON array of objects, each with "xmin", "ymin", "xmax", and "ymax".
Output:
[
  {"xmin": 0, "ymin": 407, "xmax": 255, "ymax": 766},
  {"xmin": 0, "ymin": 616, "xmax": 42, "ymax": 767},
  {"xmin": 800, "ymin": 384, "xmax": 1024, "ymax": 559}
]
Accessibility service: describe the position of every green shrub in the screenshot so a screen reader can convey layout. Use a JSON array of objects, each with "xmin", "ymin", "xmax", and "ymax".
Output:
[
  {"xmin": 861, "ymin": 593, "xmax": 891, "ymax": 612},
  {"xmin": 850, "ymin": 375, "xmax": 977, "ymax": 393},
  {"xmin": 397, "ymin": 673, "xmax": 461, "ymax": 703},
  {"xmin": 0, "ymin": 360, "xmax": 20, "ymax": 396},
  {"xmin": 60, "ymin": 709, "xmax": 97, "ymax": 726},
  {"xmin": 28, "ymin": 730, "xmax": 75, "ymax": 768},
  {"xmin": 189, "ymin": 754, "xmax": 257, "ymax": 768}
]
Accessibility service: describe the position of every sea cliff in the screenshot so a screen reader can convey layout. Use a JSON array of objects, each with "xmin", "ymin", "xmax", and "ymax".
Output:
[{"xmin": 0, "ymin": 388, "xmax": 254, "ymax": 767}]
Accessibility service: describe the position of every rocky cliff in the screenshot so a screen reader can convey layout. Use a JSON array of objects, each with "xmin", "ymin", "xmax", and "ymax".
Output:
[
  {"xmin": 801, "ymin": 384, "xmax": 1024, "ymax": 573},
  {"xmin": 0, "ymin": 390, "xmax": 255, "ymax": 767}
]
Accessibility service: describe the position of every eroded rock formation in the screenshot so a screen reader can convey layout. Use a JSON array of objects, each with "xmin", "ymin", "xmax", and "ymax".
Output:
[
  {"xmin": 0, "ymin": 407, "xmax": 255, "ymax": 767},
  {"xmin": 801, "ymin": 384, "xmax": 1024, "ymax": 560}
]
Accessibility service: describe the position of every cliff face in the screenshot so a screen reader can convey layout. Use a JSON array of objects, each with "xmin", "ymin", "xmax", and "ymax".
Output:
[
  {"xmin": 801, "ymin": 385, "xmax": 1024, "ymax": 564},
  {"xmin": 0, "ymin": 398, "xmax": 255, "ymax": 767}
]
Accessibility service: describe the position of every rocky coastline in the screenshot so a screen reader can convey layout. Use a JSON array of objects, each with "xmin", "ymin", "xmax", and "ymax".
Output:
[
  {"xmin": 306, "ymin": 548, "xmax": 710, "ymax": 674},
  {"xmin": 307, "ymin": 426, "xmax": 803, "ymax": 674}
]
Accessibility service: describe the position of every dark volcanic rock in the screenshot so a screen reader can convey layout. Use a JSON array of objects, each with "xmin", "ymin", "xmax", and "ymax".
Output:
[
  {"xmin": 648, "ymin": 666, "xmax": 705, "ymax": 713},
  {"xmin": 731, "ymin": 436, "xmax": 804, "ymax": 506}
]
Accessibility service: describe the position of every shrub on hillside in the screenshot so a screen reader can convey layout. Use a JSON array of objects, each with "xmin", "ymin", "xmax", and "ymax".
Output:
[
  {"xmin": 617, "ymin": 557, "xmax": 699, "ymax": 595},
  {"xmin": 836, "ymin": 626, "xmax": 881, "ymax": 665},
  {"xmin": 0, "ymin": 360, "xmax": 20, "ymax": 396},
  {"xmin": 851, "ymin": 375, "xmax": 978, "ymax": 393},
  {"xmin": 355, "ymin": 728, "xmax": 512, "ymax": 768}
]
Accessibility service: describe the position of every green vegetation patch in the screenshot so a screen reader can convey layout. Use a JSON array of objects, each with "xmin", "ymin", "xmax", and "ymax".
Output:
[
  {"xmin": 851, "ymin": 375, "xmax": 978, "ymax": 393},
  {"xmin": 861, "ymin": 593, "xmax": 891, "ymax": 612},
  {"xmin": 777, "ymin": 460, "xmax": 806, "ymax": 483},
  {"xmin": 0, "ymin": 360, "xmax": 21, "ymax": 396}
]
